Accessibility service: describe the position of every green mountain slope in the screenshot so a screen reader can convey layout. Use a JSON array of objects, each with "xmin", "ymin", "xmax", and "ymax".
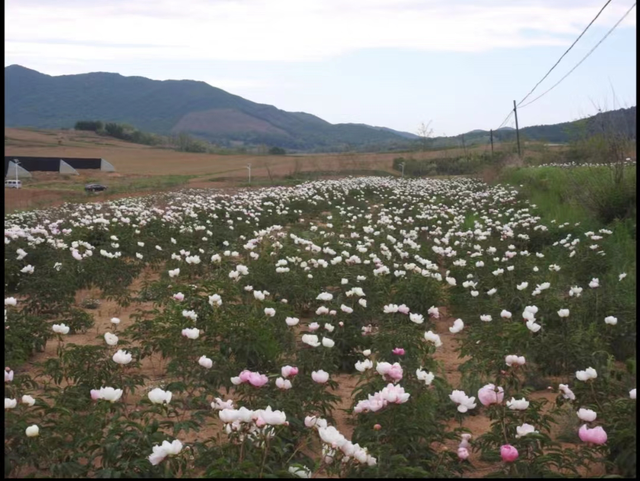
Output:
[{"xmin": 4, "ymin": 65, "xmax": 414, "ymax": 151}]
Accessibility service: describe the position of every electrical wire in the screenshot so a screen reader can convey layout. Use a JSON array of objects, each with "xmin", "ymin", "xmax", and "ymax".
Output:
[
  {"xmin": 517, "ymin": 0, "xmax": 613, "ymax": 107},
  {"xmin": 519, "ymin": 2, "xmax": 636, "ymax": 109}
]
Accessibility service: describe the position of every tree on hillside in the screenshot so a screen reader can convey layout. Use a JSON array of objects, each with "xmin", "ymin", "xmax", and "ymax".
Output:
[
  {"xmin": 268, "ymin": 146, "xmax": 286, "ymax": 155},
  {"xmin": 416, "ymin": 121, "xmax": 434, "ymax": 151}
]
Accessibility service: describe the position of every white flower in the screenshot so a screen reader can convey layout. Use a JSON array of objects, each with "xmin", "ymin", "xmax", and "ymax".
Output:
[
  {"xmin": 526, "ymin": 319, "xmax": 541, "ymax": 333},
  {"xmin": 515, "ymin": 423, "xmax": 537, "ymax": 438},
  {"xmin": 302, "ymin": 334, "xmax": 321, "ymax": 347},
  {"xmin": 516, "ymin": 282, "xmax": 528, "ymax": 290},
  {"xmin": 487, "ymin": 288, "xmax": 497, "ymax": 296},
  {"xmin": 449, "ymin": 390, "xmax": 477, "ymax": 413},
  {"xmin": 198, "ymin": 355, "xmax": 213, "ymax": 369},
  {"xmin": 355, "ymin": 359, "xmax": 373, "ymax": 372},
  {"xmin": 104, "ymin": 332, "xmax": 118, "ymax": 346},
  {"xmin": 52, "ymin": 323, "xmax": 71, "ymax": 335},
  {"xmin": 576, "ymin": 367, "xmax": 597, "ymax": 381},
  {"xmin": 112, "ymin": 350, "xmax": 132, "ymax": 365},
  {"xmin": 424, "ymin": 330, "xmax": 442, "ymax": 347},
  {"xmin": 25, "ymin": 425, "xmax": 40, "ymax": 437},
  {"xmin": 589, "ymin": 278, "xmax": 600, "ymax": 288},
  {"xmin": 20, "ymin": 265, "xmax": 35, "ymax": 274},
  {"xmin": 264, "ymin": 308, "xmax": 276, "ymax": 317},
  {"xmin": 604, "ymin": 316, "xmax": 618, "ymax": 325},
  {"xmin": 630, "ymin": 389, "xmax": 636, "ymax": 399},
  {"xmin": 577, "ymin": 408, "xmax": 597, "ymax": 422},
  {"xmin": 148, "ymin": 440, "xmax": 183, "ymax": 465},
  {"xmin": 288, "ymin": 466, "xmax": 311, "ymax": 478},
  {"xmin": 211, "ymin": 398, "xmax": 234, "ymax": 410},
  {"xmin": 480, "ymin": 314, "xmax": 492, "ymax": 322},
  {"xmin": 619, "ymin": 273, "xmax": 627, "ymax": 281},
  {"xmin": 208, "ymin": 294, "xmax": 222, "ymax": 307},
  {"xmin": 311, "ymin": 370, "xmax": 329, "ymax": 383},
  {"xmin": 506, "ymin": 397, "xmax": 529, "ymax": 410},
  {"xmin": 316, "ymin": 292, "xmax": 333, "ymax": 301},
  {"xmin": 182, "ymin": 328, "xmax": 200, "ymax": 339},
  {"xmin": 110, "ymin": 317, "xmax": 121, "ymax": 325},
  {"xmin": 505, "ymin": 355, "xmax": 526, "ymax": 367},
  {"xmin": 449, "ymin": 318, "xmax": 464, "ymax": 334},
  {"xmin": 358, "ymin": 299, "xmax": 367, "ymax": 308},
  {"xmin": 4, "ymin": 297, "xmax": 17, "ymax": 307},
  {"xmin": 569, "ymin": 286, "xmax": 583, "ymax": 297},
  {"xmin": 5, "ymin": 398, "xmax": 17, "ymax": 409},
  {"xmin": 322, "ymin": 337, "xmax": 335, "ymax": 348},
  {"xmin": 148, "ymin": 388, "xmax": 172, "ymax": 404},
  {"xmin": 362, "ymin": 349, "xmax": 371, "ymax": 357},
  {"xmin": 21, "ymin": 395, "xmax": 36, "ymax": 406},
  {"xmin": 416, "ymin": 368, "xmax": 435, "ymax": 385},
  {"xmin": 557, "ymin": 309, "xmax": 570, "ymax": 318},
  {"xmin": 500, "ymin": 310, "xmax": 512, "ymax": 319},
  {"xmin": 276, "ymin": 377, "xmax": 293, "ymax": 390},
  {"xmin": 559, "ymin": 383, "xmax": 576, "ymax": 400},
  {"xmin": 409, "ymin": 313, "xmax": 424, "ymax": 324},
  {"xmin": 340, "ymin": 304, "xmax": 353, "ymax": 314},
  {"xmin": 168, "ymin": 268, "xmax": 180, "ymax": 278},
  {"xmin": 286, "ymin": 317, "xmax": 300, "ymax": 326},
  {"xmin": 558, "ymin": 384, "xmax": 576, "ymax": 401}
]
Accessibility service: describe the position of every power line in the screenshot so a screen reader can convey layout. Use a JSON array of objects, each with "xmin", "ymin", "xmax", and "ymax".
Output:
[
  {"xmin": 520, "ymin": 2, "xmax": 636, "ymax": 109},
  {"xmin": 517, "ymin": 0, "xmax": 613, "ymax": 107}
]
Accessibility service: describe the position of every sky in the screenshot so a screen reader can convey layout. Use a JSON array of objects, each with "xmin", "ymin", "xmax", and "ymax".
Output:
[{"xmin": 4, "ymin": 0, "xmax": 637, "ymax": 136}]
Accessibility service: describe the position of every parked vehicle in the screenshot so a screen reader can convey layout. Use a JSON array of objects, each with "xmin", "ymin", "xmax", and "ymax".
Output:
[
  {"xmin": 85, "ymin": 183, "xmax": 107, "ymax": 192},
  {"xmin": 5, "ymin": 179, "xmax": 22, "ymax": 189}
]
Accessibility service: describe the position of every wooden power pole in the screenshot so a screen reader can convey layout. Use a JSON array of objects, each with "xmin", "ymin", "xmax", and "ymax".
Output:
[
  {"xmin": 490, "ymin": 129, "xmax": 494, "ymax": 156},
  {"xmin": 513, "ymin": 100, "xmax": 522, "ymax": 158}
]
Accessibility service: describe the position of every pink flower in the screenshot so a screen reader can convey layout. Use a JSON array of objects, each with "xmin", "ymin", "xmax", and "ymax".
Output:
[
  {"xmin": 247, "ymin": 372, "xmax": 269, "ymax": 387},
  {"xmin": 373, "ymin": 424, "xmax": 381, "ymax": 430},
  {"xmin": 398, "ymin": 304, "xmax": 410, "ymax": 315},
  {"xmin": 578, "ymin": 425, "xmax": 607, "ymax": 445},
  {"xmin": 4, "ymin": 369, "xmax": 14, "ymax": 383},
  {"xmin": 500, "ymin": 444, "xmax": 519, "ymax": 463},
  {"xmin": 386, "ymin": 364, "xmax": 403, "ymax": 382},
  {"xmin": 90, "ymin": 389, "xmax": 101, "ymax": 401},
  {"xmin": 392, "ymin": 348, "xmax": 405, "ymax": 356},
  {"xmin": 172, "ymin": 292, "xmax": 184, "ymax": 301},
  {"xmin": 281, "ymin": 366, "xmax": 299, "ymax": 378},
  {"xmin": 478, "ymin": 384, "xmax": 504, "ymax": 406},
  {"xmin": 457, "ymin": 447, "xmax": 470, "ymax": 461},
  {"xmin": 239, "ymin": 370, "xmax": 252, "ymax": 383}
]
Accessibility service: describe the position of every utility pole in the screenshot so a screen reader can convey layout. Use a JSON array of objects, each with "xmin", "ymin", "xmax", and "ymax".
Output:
[
  {"xmin": 399, "ymin": 162, "xmax": 405, "ymax": 178},
  {"xmin": 490, "ymin": 129, "xmax": 494, "ymax": 156},
  {"xmin": 246, "ymin": 163, "xmax": 252, "ymax": 184},
  {"xmin": 14, "ymin": 159, "xmax": 20, "ymax": 185},
  {"xmin": 513, "ymin": 100, "xmax": 522, "ymax": 158}
]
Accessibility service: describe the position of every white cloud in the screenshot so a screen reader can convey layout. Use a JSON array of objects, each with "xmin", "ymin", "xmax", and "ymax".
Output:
[{"xmin": 5, "ymin": 0, "xmax": 637, "ymax": 65}]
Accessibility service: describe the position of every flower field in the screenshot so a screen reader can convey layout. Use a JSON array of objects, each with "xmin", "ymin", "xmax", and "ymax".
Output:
[{"xmin": 4, "ymin": 174, "xmax": 636, "ymax": 478}]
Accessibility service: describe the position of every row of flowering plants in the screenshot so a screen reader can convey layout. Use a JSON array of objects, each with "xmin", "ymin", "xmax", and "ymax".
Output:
[{"xmin": 5, "ymin": 175, "xmax": 636, "ymax": 477}]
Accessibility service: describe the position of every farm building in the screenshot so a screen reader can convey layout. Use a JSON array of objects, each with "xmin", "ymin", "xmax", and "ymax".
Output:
[{"xmin": 4, "ymin": 156, "xmax": 115, "ymax": 178}]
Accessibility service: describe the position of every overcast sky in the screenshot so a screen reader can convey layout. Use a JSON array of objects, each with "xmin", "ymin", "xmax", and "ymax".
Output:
[{"xmin": 5, "ymin": 0, "xmax": 637, "ymax": 136}]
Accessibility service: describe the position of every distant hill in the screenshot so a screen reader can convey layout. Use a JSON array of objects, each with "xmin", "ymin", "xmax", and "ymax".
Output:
[
  {"xmin": 4, "ymin": 65, "xmax": 416, "ymax": 152},
  {"xmin": 428, "ymin": 107, "xmax": 636, "ymax": 149},
  {"xmin": 5, "ymin": 65, "xmax": 635, "ymax": 153}
]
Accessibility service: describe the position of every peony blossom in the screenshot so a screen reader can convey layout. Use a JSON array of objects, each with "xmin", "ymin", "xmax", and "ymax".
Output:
[
  {"xmin": 276, "ymin": 377, "xmax": 293, "ymax": 390},
  {"xmin": 182, "ymin": 328, "xmax": 200, "ymax": 339},
  {"xmin": 578, "ymin": 424, "xmax": 607, "ymax": 445},
  {"xmin": 392, "ymin": 347, "xmax": 405, "ymax": 356},
  {"xmin": 449, "ymin": 390, "xmax": 477, "ymax": 413},
  {"xmin": 577, "ymin": 408, "xmax": 597, "ymax": 422},
  {"xmin": 630, "ymin": 389, "xmax": 636, "ymax": 400},
  {"xmin": 480, "ymin": 314, "xmax": 492, "ymax": 322},
  {"xmin": 264, "ymin": 308, "xmax": 276, "ymax": 317},
  {"xmin": 604, "ymin": 316, "xmax": 618, "ymax": 325},
  {"xmin": 148, "ymin": 388, "xmax": 172, "ymax": 404},
  {"xmin": 25, "ymin": 425, "xmax": 40, "ymax": 437},
  {"xmin": 5, "ymin": 398, "xmax": 18, "ymax": 409},
  {"xmin": 516, "ymin": 423, "xmax": 538, "ymax": 438},
  {"xmin": 576, "ymin": 367, "xmax": 597, "ymax": 381},
  {"xmin": 286, "ymin": 317, "xmax": 300, "ymax": 326},
  {"xmin": 478, "ymin": 384, "xmax": 504, "ymax": 406},
  {"xmin": 449, "ymin": 318, "xmax": 464, "ymax": 334},
  {"xmin": 302, "ymin": 334, "xmax": 321, "ymax": 347},
  {"xmin": 5, "ymin": 369, "xmax": 14, "ymax": 383},
  {"xmin": 311, "ymin": 370, "xmax": 330, "ymax": 384},
  {"xmin": 322, "ymin": 337, "xmax": 335, "ymax": 348},
  {"xmin": 559, "ymin": 384, "xmax": 576, "ymax": 400},
  {"xmin": 52, "ymin": 323, "xmax": 70, "ymax": 335},
  {"xmin": 557, "ymin": 309, "xmax": 570, "ymax": 318},
  {"xmin": 506, "ymin": 397, "xmax": 529, "ymax": 410},
  {"xmin": 112, "ymin": 350, "xmax": 132, "ymax": 365},
  {"xmin": 416, "ymin": 368, "xmax": 435, "ymax": 385},
  {"xmin": 172, "ymin": 292, "xmax": 185, "ymax": 301},
  {"xmin": 355, "ymin": 359, "xmax": 373, "ymax": 372},
  {"xmin": 424, "ymin": 330, "xmax": 442, "ymax": 347},
  {"xmin": 281, "ymin": 366, "xmax": 299, "ymax": 378},
  {"xmin": 500, "ymin": 310, "xmax": 512, "ymax": 319},
  {"xmin": 110, "ymin": 317, "xmax": 121, "ymax": 325},
  {"xmin": 104, "ymin": 332, "xmax": 118, "ymax": 346},
  {"xmin": 457, "ymin": 447, "xmax": 470, "ymax": 460},
  {"xmin": 505, "ymin": 355, "xmax": 525, "ymax": 367},
  {"xmin": 148, "ymin": 440, "xmax": 183, "ymax": 465},
  {"xmin": 500, "ymin": 444, "xmax": 519, "ymax": 462},
  {"xmin": 21, "ymin": 395, "xmax": 36, "ymax": 406},
  {"xmin": 198, "ymin": 356, "xmax": 213, "ymax": 369}
]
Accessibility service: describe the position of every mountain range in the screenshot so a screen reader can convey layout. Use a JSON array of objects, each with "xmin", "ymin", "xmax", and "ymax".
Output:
[{"xmin": 4, "ymin": 65, "xmax": 636, "ymax": 152}]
